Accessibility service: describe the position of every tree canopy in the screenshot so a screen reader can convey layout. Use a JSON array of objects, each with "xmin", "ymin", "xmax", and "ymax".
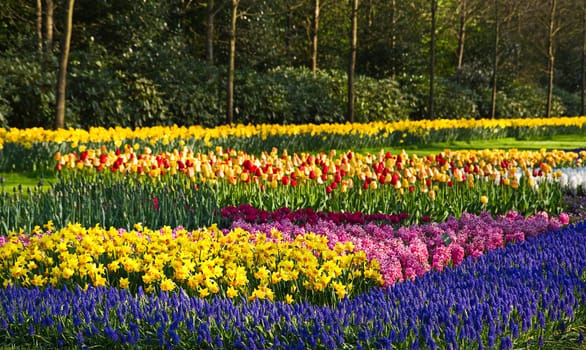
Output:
[{"xmin": 0, "ymin": 0, "xmax": 584, "ymax": 129}]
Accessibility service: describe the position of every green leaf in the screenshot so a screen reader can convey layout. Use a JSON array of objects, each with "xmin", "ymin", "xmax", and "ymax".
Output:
[{"xmin": 442, "ymin": 232, "xmax": 452, "ymax": 247}]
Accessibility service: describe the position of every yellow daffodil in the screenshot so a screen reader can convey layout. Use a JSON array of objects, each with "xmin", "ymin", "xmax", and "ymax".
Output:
[{"xmin": 119, "ymin": 277, "xmax": 130, "ymax": 289}]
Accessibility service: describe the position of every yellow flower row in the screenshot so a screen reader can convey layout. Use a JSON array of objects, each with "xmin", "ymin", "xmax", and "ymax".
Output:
[
  {"xmin": 0, "ymin": 223, "xmax": 382, "ymax": 303},
  {"xmin": 2, "ymin": 116, "xmax": 586, "ymax": 149},
  {"xmin": 54, "ymin": 145, "xmax": 584, "ymax": 194}
]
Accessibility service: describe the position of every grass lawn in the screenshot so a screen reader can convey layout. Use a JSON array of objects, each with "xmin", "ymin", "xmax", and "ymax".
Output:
[
  {"xmin": 0, "ymin": 172, "xmax": 54, "ymax": 193},
  {"xmin": 363, "ymin": 133, "xmax": 586, "ymax": 156}
]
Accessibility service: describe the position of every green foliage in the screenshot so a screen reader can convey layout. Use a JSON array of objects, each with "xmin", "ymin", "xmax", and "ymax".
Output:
[
  {"xmin": 433, "ymin": 79, "xmax": 480, "ymax": 119},
  {"xmin": 68, "ymin": 54, "xmax": 168, "ymax": 128},
  {"xmin": 0, "ymin": 79, "xmax": 11, "ymax": 128},
  {"xmin": 0, "ymin": 142, "xmax": 60, "ymax": 173},
  {"xmin": 153, "ymin": 53, "xmax": 225, "ymax": 127},
  {"xmin": 0, "ymin": 174, "xmax": 220, "ymax": 233},
  {"xmin": 554, "ymin": 88, "xmax": 582, "ymax": 117},
  {"xmin": 269, "ymin": 67, "xmax": 344, "ymax": 124},
  {"xmin": 0, "ymin": 0, "xmax": 584, "ymax": 128},
  {"xmin": 478, "ymin": 84, "xmax": 566, "ymax": 119},
  {"xmin": 122, "ymin": 73, "xmax": 169, "ymax": 127},
  {"xmin": 0, "ymin": 168, "xmax": 569, "ymax": 234},
  {"xmin": 74, "ymin": 0, "xmax": 175, "ymax": 55},
  {"xmin": 234, "ymin": 68, "xmax": 290, "ymax": 125},
  {"xmin": 405, "ymin": 76, "xmax": 480, "ymax": 119},
  {"xmin": 266, "ymin": 67, "xmax": 412, "ymax": 124},
  {"xmin": 68, "ymin": 51, "xmax": 129, "ymax": 128},
  {"xmin": 355, "ymin": 75, "xmax": 412, "ymax": 122},
  {"xmin": 0, "ymin": 53, "xmax": 56, "ymax": 128}
]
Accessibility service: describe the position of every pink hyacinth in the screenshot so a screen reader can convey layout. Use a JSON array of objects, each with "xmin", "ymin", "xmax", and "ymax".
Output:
[{"xmin": 226, "ymin": 208, "xmax": 571, "ymax": 286}]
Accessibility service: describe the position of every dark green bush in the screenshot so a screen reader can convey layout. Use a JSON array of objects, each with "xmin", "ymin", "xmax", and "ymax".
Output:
[
  {"xmin": 269, "ymin": 67, "xmax": 344, "ymax": 124},
  {"xmin": 477, "ymin": 83, "xmax": 566, "ymax": 119},
  {"xmin": 156, "ymin": 59, "xmax": 225, "ymax": 127},
  {"xmin": 67, "ymin": 42, "xmax": 170, "ymax": 128},
  {"xmin": 405, "ymin": 76, "xmax": 479, "ymax": 119},
  {"xmin": 355, "ymin": 75, "xmax": 412, "ymax": 122},
  {"xmin": 554, "ymin": 88, "xmax": 581, "ymax": 117},
  {"xmin": 233, "ymin": 68, "xmax": 290, "ymax": 125},
  {"xmin": 0, "ymin": 52, "xmax": 57, "ymax": 128},
  {"xmin": 269, "ymin": 67, "xmax": 411, "ymax": 124}
]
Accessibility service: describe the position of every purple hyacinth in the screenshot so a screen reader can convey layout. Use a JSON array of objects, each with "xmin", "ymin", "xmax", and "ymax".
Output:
[{"xmin": 0, "ymin": 223, "xmax": 585, "ymax": 348}]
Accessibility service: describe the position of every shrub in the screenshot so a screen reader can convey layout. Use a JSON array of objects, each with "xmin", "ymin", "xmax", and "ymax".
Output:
[
  {"xmin": 233, "ymin": 68, "xmax": 290, "ymax": 125},
  {"xmin": 0, "ymin": 52, "xmax": 57, "ymax": 128},
  {"xmin": 270, "ymin": 67, "xmax": 412, "ymax": 124},
  {"xmin": 354, "ymin": 75, "xmax": 412, "ymax": 122},
  {"xmin": 404, "ymin": 76, "xmax": 479, "ymax": 119},
  {"xmin": 478, "ymin": 83, "xmax": 566, "ymax": 119},
  {"xmin": 269, "ymin": 67, "xmax": 345, "ymax": 124}
]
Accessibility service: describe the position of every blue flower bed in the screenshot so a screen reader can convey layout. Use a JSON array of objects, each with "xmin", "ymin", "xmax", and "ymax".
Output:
[{"xmin": 1, "ymin": 223, "xmax": 585, "ymax": 349}]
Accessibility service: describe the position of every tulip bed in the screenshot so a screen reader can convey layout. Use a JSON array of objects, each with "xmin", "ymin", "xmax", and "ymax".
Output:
[
  {"xmin": 1, "ymin": 116, "xmax": 586, "ymax": 172},
  {"xmin": 0, "ymin": 119, "xmax": 586, "ymax": 348}
]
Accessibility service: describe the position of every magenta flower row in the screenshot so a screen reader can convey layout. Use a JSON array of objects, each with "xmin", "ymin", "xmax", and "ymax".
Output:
[{"xmin": 223, "ymin": 205, "xmax": 570, "ymax": 286}]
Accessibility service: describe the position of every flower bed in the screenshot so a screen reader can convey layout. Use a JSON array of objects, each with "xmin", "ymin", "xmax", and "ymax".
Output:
[
  {"xmin": 1, "ymin": 121, "xmax": 586, "ymax": 348},
  {"xmin": 2, "ymin": 116, "xmax": 586, "ymax": 172},
  {"xmin": 222, "ymin": 205, "xmax": 570, "ymax": 285},
  {"xmin": 1, "ymin": 223, "xmax": 584, "ymax": 348},
  {"xmin": 0, "ymin": 223, "xmax": 382, "ymax": 305}
]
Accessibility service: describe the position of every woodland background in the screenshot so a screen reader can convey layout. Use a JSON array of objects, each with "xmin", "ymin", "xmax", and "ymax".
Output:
[{"xmin": 1, "ymin": 0, "xmax": 585, "ymax": 129}]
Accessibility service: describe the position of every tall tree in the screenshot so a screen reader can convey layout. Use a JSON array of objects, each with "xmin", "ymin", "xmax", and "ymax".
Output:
[
  {"xmin": 582, "ymin": 0, "xmax": 586, "ymax": 115},
  {"xmin": 284, "ymin": 0, "xmax": 294, "ymax": 64},
  {"xmin": 488, "ymin": 0, "xmax": 523, "ymax": 119},
  {"xmin": 45, "ymin": 0, "xmax": 55, "ymax": 53},
  {"xmin": 281, "ymin": 0, "xmax": 306, "ymax": 67},
  {"xmin": 347, "ymin": 0, "xmax": 359, "ymax": 122},
  {"xmin": 36, "ymin": 0, "xmax": 43, "ymax": 53},
  {"xmin": 545, "ymin": 0, "xmax": 557, "ymax": 118},
  {"xmin": 455, "ymin": 0, "xmax": 467, "ymax": 79},
  {"xmin": 55, "ymin": 0, "xmax": 75, "ymax": 129},
  {"xmin": 203, "ymin": 0, "xmax": 228, "ymax": 64},
  {"xmin": 311, "ymin": 0, "xmax": 321, "ymax": 73},
  {"xmin": 179, "ymin": 0, "xmax": 222, "ymax": 64},
  {"xmin": 490, "ymin": 0, "xmax": 499, "ymax": 119},
  {"xmin": 227, "ymin": 0, "xmax": 239, "ymax": 124},
  {"xmin": 453, "ymin": 0, "xmax": 483, "ymax": 81},
  {"xmin": 429, "ymin": 0, "xmax": 437, "ymax": 120},
  {"xmin": 207, "ymin": 0, "xmax": 216, "ymax": 63},
  {"xmin": 516, "ymin": 0, "xmax": 570, "ymax": 117},
  {"xmin": 389, "ymin": 0, "xmax": 397, "ymax": 77}
]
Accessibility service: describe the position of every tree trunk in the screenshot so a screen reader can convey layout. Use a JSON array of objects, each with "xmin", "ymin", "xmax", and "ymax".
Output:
[
  {"xmin": 36, "ymin": 0, "xmax": 43, "ymax": 53},
  {"xmin": 513, "ymin": 8, "xmax": 521, "ymax": 73},
  {"xmin": 311, "ymin": 0, "xmax": 320, "ymax": 74},
  {"xmin": 366, "ymin": 0, "xmax": 373, "ymax": 28},
  {"xmin": 455, "ymin": 0, "xmax": 467, "ymax": 81},
  {"xmin": 389, "ymin": 0, "xmax": 396, "ymax": 78},
  {"xmin": 285, "ymin": 1, "xmax": 292, "ymax": 64},
  {"xmin": 347, "ymin": 0, "xmax": 359, "ymax": 123},
  {"xmin": 580, "ymin": 0, "xmax": 586, "ymax": 116},
  {"xmin": 545, "ymin": 0, "xmax": 556, "ymax": 118},
  {"xmin": 227, "ymin": 0, "xmax": 239, "ymax": 124},
  {"xmin": 206, "ymin": 0, "xmax": 215, "ymax": 64},
  {"xmin": 429, "ymin": 0, "xmax": 437, "ymax": 120},
  {"xmin": 490, "ymin": 0, "xmax": 499, "ymax": 119},
  {"xmin": 55, "ymin": 0, "xmax": 75, "ymax": 129},
  {"xmin": 45, "ymin": 0, "xmax": 54, "ymax": 53}
]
